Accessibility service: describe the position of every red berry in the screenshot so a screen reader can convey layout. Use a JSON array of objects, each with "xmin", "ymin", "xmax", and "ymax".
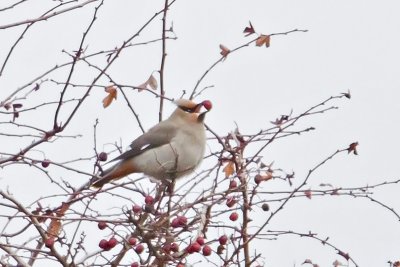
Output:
[
  {"xmin": 41, "ymin": 159, "xmax": 50, "ymax": 168},
  {"xmin": 108, "ymin": 237, "xmax": 118, "ymax": 248},
  {"xmin": 97, "ymin": 221, "xmax": 107, "ymax": 230},
  {"xmin": 135, "ymin": 244, "xmax": 144, "ymax": 254},
  {"xmin": 170, "ymin": 242, "xmax": 179, "ymax": 252},
  {"xmin": 177, "ymin": 216, "xmax": 187, "ymax": 225},
  {"xmin": 229, "ymin": 180, "xmax": 237, "ymax": 189},
  {"xmin": 202, "ymin": 245, "xmax": 212, "ymax": 256},
  {"xmin": 176, "ymin": 263, "xmax": 185, "ymax": 267},
  {"xmin": 171, "ymin": 216, "xmax": 187, "ymax": 228},
  {"xmin": 144, "ymin": 195, "xmax": 154, "ymax": 205},
  {"xmin": 202, "ymin": 100, "xmax": 212, "ymax": 110},
  {"xmin": 162, "ymin": 243, "xmax": 172, "ymax": 253},
  {"xmin": 229, "ymin": 212, "xmax": 239, "ymax": 221},
  {"xmin": 226, "ymin": 197, "xmax": 236, "ymax": 208},
  {"xmin": 45, "ymin": 238, "xmax": 54, "ymax": 248},
  {"xmin": 171, "ymin": 218, "xmax": 180, "ymax": 228},
  {"xmin": 218, "ymin": 235, "xmax": 228, "ymax": 245},
  {"xmin": 254, "ymin": 174, "xmax": 263, "ymax": 184},
  {"xmin": 192, "ymin": 242, "xmax": 201, "ymax": 253},
  {"xmin": 98, "ymin": 152, "xmax": 108, "ymax": 161},
  {"xmin": 131, "ymin": 262, "xmax": 139, "ymax": 267},
  {"xmin": 132, "ymin": 204, "xmax": 142, "ymax": 213},
  {"xmin": 186, "ymin": 242, "xmax": 201, "ymax": 254},
  {"xmin": 99, "ymin": 239, "xmax": 108, "ymax": 250},
  {"xmin": 128, "ymin": 237, "xmax": 137, "ymax": 246},
  {"xmin": 196, "ymin": 236, "xmax": 205, "ymax": 246}
]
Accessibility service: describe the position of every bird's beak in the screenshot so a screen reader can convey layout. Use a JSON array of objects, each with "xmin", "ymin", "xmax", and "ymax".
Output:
[
  {"xmin": 195, "ymin": 100, "xmax": 212, "ymax": 113},
  {"xmin": 197, "ymin": 100, "xmax": 212, "ymax": 122}
]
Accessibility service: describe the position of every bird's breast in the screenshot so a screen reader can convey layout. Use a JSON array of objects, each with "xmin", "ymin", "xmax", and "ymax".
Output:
[{"xmin": 132, "ymin": 125, "xmax": 206, "ymax": 180}]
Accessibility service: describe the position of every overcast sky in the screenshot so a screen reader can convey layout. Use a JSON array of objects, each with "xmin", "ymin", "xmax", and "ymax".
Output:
[{"xmin": 1, "ymin": 1, "xmax": 400, "ymax": 266}]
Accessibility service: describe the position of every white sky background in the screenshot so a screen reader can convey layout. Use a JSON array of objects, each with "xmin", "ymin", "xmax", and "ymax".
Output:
[{"xmin": 1, "ymin": 0, "xmax": 400, "ymax": 266}]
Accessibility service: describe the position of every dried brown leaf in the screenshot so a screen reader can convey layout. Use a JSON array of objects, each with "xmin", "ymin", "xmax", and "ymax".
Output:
[
  {"xmin": 304, "ymin": 189, "xmax": 312, "ymax": 199},
  {"xmin": 347, "ymin": 142, "xmax": 359, "ymax": 155},
  {"xmin": 243, "ymin": 21, "xmax": 256, "ymax": 36},
  {"xmin": 102, "ymin": 85, "xmax": 117, "ymax": 108},
  {"xmin": 223, "ymin": 161, "xmax": 235, "ymax": 178},
  {"xmin": 337, "ymin": 250, "xmax": 350, "ymax": 261},
  {"xmin": 48, "ymin": 219, "xmax": 62, "ymax": 238},
  {"xmin": 219, "ymin": 44, "xmax": 231, "ymax": 58},
  {"xmin": 148, "ymin": 74, "xmax": 158, "ymax": 90},
  {"xmin": 255, "ymin": 34, "xmax": 271, "ymax": 47},
  {"xmin": 137, "ymin": 82, "xmax": 148, "ymax": 92}
]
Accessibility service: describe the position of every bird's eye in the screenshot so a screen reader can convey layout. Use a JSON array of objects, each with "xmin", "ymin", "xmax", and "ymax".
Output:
[{"xmin": 179, "ymin": 106, "xmax": 195, "ymax": 113}]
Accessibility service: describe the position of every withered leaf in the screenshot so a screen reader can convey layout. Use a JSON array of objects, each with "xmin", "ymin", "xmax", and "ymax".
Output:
[
  {"xmin": 148, "ymin": 74, "xmax": 158, "ymax": 90},
  {"xmin": 347, "ymin": 142, "xmax": 359, "ymax": 155},
  {"xmin": 304, "ymin": 189, "xmax": 312, "ymax": 199},
  {"xmin": 13, "ymin": 103, "xmax": 23, "ymax": 109},
  {"xmin": 260, "ymin": 171, "xmax": 273, "ymax": 181},
  {"xmin": 255, "ymin": 34, "xmax": 271, "ymax": 47},
  {"xmin": 219, "ymin": 44, "xmax": 231, "ymax": 58},
  {"xmin": 138, "ymin": 74, "xmax": 158, "ymax": 92},
  {"xmin": 342, "ymin": 90, "xmax": 351, "ymax": 99},
  {"xmin": 243, "ymin": 21, "xmax": 256, "ymax": 36},
  {"xmin": 47, "ymin": 219, "xmax": 62, "ymax": 238},
  {"xmin": 102, "ymin": 85, "xmax": 117, "ymax": 108},
  {"xmin": 223, "ymin": 161, "xmax": 235, "ymax": 178},
  {"xmin": 137, "ymin": 81, "xmax": 148, "ymax": 92},
  {"xmin": 337, "ymin": 250, "xmax": 350, "ymax": 261}
]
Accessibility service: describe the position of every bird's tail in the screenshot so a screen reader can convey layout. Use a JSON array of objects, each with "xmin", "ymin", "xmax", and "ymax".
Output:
[{"xmin": 91, "ymin": 160, "xmax": 137, "ymax": 188}]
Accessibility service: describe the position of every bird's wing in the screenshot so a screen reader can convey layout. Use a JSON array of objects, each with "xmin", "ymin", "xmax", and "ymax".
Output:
[{"xmin": 111, "ymin": 121, "xmax": 177, "ymax": 162}]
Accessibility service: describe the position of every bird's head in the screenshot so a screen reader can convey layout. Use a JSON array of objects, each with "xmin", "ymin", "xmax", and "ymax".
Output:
[{"xmin": 174, "ymin": 99, "xmax": 212, "ymax": 122}]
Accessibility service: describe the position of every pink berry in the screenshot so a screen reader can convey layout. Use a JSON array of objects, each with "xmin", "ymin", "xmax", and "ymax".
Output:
[
  {"xmin": 131, "ymin": 262, "xmax": 139, "ymax": 267},
  {"xmin": 108, "ymin": 237, "xmax": 118, "ymax": 248},
  {"xmin": 171, "ymin": 216, "xmax": 187, "ymax": 228},
  {"xmin": 226, "ymin": 197, "xmax": 236, "ymax": 208},
  {"xmin": 97, "ymin": 221, "xmax": 107, "ymax": 230},
  {"xmin": 202, "ymin": 100, "xmax": 212, "ymax": 110},
  {"xmin": 135, "ymin": 244, "xmax": 144, "ymax": 254},
  {"xmin": 177, "ymin": 215, "xmax": 187, "ymax": 225},
  {"xmin": 128, "ymin": 237, "xmax": 137, "ymax": 246},
  {"xmin": 218, "ymin": 235, "xmax": 228, "ymax": 245},
  {"xmin": 202, "ymin": 245, "xmax": 212, "ymax": 256},
  {"xmin": 132, "ymin": 204, "xmax": 142, "ymax": 213},
  {"xmin": 196, "ymin": 236, "xmax": 205, "ymax": 246},
  {"xmin": 45, "ymin": 238, "xmax": 54, "ymax": 248},
  {"xmin": 229, "ymin": 212, "xmax": 239, "ymax": 221},
  {"xmin": 229, "ymin": 180, "xmax": 237, "ymax": 189},
  {"xmin": 171, "ymin": 218, "xmax": 180, "ymax": 228},
  {"xmin": 144, "ymin": 195, "xmax": 154, "ymax": 205}
]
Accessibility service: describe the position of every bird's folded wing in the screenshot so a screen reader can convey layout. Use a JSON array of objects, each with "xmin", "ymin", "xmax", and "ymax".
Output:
[{"xmin": 111, "ymin": 122, "xmax": 177, "ymax": 162}]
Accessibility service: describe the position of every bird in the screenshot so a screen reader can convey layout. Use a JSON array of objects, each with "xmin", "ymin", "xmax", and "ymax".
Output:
[{"xmin": 91, "ymin": 99, "xmax": 212, "ymax": 188}]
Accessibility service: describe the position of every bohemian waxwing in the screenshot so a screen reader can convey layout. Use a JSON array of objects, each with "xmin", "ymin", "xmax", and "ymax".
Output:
[{"xmin": 92, "ymin": 99, "xmax": 212, "ymax": 188}]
